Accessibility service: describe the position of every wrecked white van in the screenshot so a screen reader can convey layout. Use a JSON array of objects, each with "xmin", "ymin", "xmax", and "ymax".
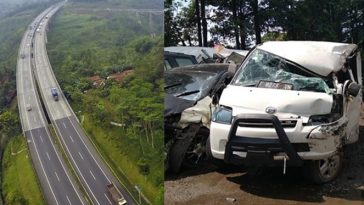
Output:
[{"xmin": 208, "ymin": 41, "xmax": 362, "ymax": 183}]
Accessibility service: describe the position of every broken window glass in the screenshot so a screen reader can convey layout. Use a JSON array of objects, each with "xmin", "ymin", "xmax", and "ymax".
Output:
[
  {"xmin": 232, "ymin": 49, "xmax": 331, "ymax": 93},
  {"xmin": 165, "ymin": 71, "xmax": 219, "ymax": 101}
]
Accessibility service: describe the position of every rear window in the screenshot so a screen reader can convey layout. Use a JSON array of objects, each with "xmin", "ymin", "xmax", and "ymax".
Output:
[{"xmin": 175, "ymin": 57, "xmax": 195, "ymax": 67}]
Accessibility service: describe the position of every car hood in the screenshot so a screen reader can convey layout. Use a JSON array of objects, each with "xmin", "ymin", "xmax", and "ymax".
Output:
[
  {"xmin": 164, "ymin": 94, "xmax": 195, "ymax": 117},
  {"xmin": 220, "ymin": 85, "xmax": 333, "ymax": 123}
]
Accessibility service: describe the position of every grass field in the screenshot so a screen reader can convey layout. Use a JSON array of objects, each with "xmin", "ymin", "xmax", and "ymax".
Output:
[{"xmin": 1, "ymin": 135, "xmax": 45, "ymax": 205}]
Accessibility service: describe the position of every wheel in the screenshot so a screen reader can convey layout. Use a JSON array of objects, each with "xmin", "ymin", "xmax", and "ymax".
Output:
[
  {"xmin": 164, "ymin": 139, "xmax": 174, "ymax": 172},
  {"xmin": 205, "ymin": 136, "xmax": 226, "ymax": 169},
  {"xmin": 304, "ymin": 151, "xmax": 343, "ymax": 184},
  {"xmin": 169, "ymin": 135, "xmax": 194, "ymax": 173},
  {"xmin": 169, "ymin": 128, "xmax": 208, "ymax": 173},
  {"xmin": 183, "ymin": 131, "xmax": 208, "ymax": 168}
]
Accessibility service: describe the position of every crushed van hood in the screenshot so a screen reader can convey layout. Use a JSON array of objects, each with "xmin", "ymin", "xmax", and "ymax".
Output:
[
  {"xmin": 258, "ymin": 41, "xmax": 357, "ymax": 76},
  {"xmin": 220, "ymin": 86, "xmax": 333, "ymax": 122}
]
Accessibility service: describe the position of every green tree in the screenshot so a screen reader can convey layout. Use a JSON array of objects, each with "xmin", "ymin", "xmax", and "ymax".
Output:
[{"xmin": 0, "ymin": 111, "xmax": 19, "ymax": 135}]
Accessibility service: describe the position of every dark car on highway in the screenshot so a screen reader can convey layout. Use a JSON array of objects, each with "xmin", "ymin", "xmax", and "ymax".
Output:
[{"xmin": 164, "ymin": 63, "xmax": 235, "ymax": 173}]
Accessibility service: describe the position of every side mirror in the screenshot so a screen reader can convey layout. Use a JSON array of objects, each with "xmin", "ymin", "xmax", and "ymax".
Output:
[{"xmin": 347, "ymin": 82, "xmax": 361, "ymax": 97}]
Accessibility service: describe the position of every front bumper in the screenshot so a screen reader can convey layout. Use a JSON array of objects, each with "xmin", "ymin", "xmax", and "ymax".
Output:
[{"xmin": 210, "ymin": 114, "xmax": 338, "ymax": 166}]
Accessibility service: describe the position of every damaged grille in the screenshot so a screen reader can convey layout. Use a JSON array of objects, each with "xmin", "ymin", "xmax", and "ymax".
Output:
[
  {"xmin": 238, "ymin": 119, "xmax": 297, "ymax": 128},
  {"xmin": 229, "ymin": 137, "xmax": 310, "ymax": 153}
]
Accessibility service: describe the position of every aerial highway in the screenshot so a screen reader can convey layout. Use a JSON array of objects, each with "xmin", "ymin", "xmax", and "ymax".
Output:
[
  {"xmin": 32, "ymin": 2, "xmax": 137, "ymax": 205},
  {"xmin": 16, "ymin": 3, "xmax": 86, "ymax": 205}
]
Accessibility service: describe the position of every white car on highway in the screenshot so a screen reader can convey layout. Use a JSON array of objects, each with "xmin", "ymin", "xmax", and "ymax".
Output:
[
  {"xmin": 26, "ymin": 104, "xmax": 32, "ymax": 111},
  {"xmin": 208, "ymin": 41, "xmax": 362, "ymax": 184}
]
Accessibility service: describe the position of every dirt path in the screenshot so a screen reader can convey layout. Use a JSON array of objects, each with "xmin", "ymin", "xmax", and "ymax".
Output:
[{"xmin": 165, "ymin": 107, "xmax": 364, "ymax": 205}]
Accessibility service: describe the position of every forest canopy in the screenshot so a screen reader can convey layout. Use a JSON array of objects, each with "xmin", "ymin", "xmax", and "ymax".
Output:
[{"xmin": 165, "ymin": 0, "xmax": 364, "ymax": 51}]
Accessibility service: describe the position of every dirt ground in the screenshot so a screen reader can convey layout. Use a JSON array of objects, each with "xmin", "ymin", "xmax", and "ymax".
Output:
[{"xmin": 165, "ymin": 106, "xmax": 364, "ymax": 205}]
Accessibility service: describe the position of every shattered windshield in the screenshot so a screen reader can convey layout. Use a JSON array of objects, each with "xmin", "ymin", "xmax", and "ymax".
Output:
[
  {"xmin": 165, "ymin": 71, "xmax": 219, "ymax": 101},
  {"xmin": 232, "ymin": 49, "xmax": 331, "ymax": 93}
]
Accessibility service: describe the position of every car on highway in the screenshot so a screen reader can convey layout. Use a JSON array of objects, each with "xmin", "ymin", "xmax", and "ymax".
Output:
[
  {"xmin": 106, "ymin": 183, "xmax": 127, "ymax": 205},
  {"xmin": 165, "ymin": 63, "xmax": 236, "ymax": 173},
  {"xmin": 26, "ymin": 104, "xmax": 32, "ymax": 111},
  {"xmin": 208, "ymin": 41, "xmax": 362, "ymax": 184},
  {"xmin": 20, "ymin": 53, "xmax": 26, "ymax": 59},
  {"xmin": 51, "ymin": 87, "xmax": 59, "ymax": 101}
]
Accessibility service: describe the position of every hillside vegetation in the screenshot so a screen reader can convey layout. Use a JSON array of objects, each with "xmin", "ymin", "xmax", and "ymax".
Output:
[
  {"xmin": 0, "ymin": 2, "xmax": 55, "ymax": 111},
  {"xmin": 2, "ymin": 135, "xmax": 45, "ymax": 205},
  {"xmin": 47, "ymin": 1, "xmax": 163, "ymax": 204},
  {"xmin": 70, "ymin": 0, "xmax": 162, "ymax": 9},
  {"xmin": 0, "ymin": 0, "xmax": 57, "ymax": 18}
]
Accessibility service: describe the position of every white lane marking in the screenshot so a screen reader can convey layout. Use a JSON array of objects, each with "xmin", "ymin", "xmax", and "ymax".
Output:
[
  {"xmin": 33, "ymin": 83, "xmax": 86, "ymax": 203},
  {"xmin": 66, "ymin": 195, "xmax": 72, "ymax": 205},
  {"xmin": 63, "ymin": 122, "xmax": 67, "ymax": 129},
  {"xmin": 78, "ymin": 152, "xmax": 84, "ymax": 160},
  {"xmin": 54, "ymin": 121, "xmax": 101, "ymax": 205},
  {"xmin": 104, "ymin": 193, "xmax": 112, "ymax": 205},
  {"xmin": 17, "ymin": 9, "xmax": 69, "ymax": 205},
  {"xmin": 46, "ymin": 152, "xmax": 51, "ymax": 160},
  {"xmin": 40, "ymin": 135, "xmax": 44, "ymax": 143},
  {"xmin": 29, "ymin": 131, "xmax": 60, "ymax": 205},
  {"xmin": 89, "ymin": 170, "xmax": 96, "ymax": 181},
  {"xmin": 69, "ymin": 135, "xmax": 74, "ymax": 143},
  {"xmin": 68, "ymin": 117, "xmax": 111, "ymax": 183},
  {"xmin": 55, "ymin": 171, "xmax": 60, "ymax": 182}
]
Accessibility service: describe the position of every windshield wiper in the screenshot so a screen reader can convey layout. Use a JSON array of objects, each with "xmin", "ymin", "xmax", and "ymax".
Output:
[
  {"xmin": 165, "ymin": 83, "xmax": 182, "ymax": 90},
  {"xmin": 176, "ymin": 90, "xmax": 200, "ymax": 97}
]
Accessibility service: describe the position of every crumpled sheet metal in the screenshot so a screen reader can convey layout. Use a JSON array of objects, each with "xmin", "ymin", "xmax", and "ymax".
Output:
[
  {"xmin": 178, "ymin": 96, "xmax": 214, "ymax": 129},
  {"xmin": 308, "ymin": 117, "xmax": 348, "ymax": 153}
]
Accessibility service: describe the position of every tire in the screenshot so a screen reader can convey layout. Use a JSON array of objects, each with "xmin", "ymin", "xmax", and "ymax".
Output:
[
  {"xmin": 183, "ymin": 131, "xmax": 208, "ymax": 168},
  {"xmin": 164, "ymin": 139, "xmax": 174, "ymax": 172},
  {"xmin": 169, "ymin": 135, "xmax": 194, "ymax": 173},
  {"xmin": 304, "ymin": 151, "xmax": 343, "ymax": 184},
  {"xmin": 205, "ymin": 136, "xmax": 226, "ymax": 169}
]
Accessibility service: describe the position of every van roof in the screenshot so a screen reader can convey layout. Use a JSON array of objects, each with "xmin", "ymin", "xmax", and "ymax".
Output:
[{"xmin": 258, "ymin": 41, "xmax": 358, "ymax": 76}]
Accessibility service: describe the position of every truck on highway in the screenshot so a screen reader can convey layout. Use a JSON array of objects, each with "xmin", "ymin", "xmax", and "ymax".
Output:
[
  {"xmin": 51, "ymin": 87, "xmax": 59, "ymax": 101},
  {"xmin": 106, "ymin": 183, "xmax": 127, "ymax": 205}
]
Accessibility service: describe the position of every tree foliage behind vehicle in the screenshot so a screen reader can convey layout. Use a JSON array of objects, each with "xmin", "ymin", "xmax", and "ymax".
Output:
[{"xmin": 165, "ymin": 0, "xmax": 364, "ymax": 52}]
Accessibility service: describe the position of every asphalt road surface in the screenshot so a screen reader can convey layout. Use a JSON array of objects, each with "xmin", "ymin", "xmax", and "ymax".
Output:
[
  {"xmin": 16, "ymin": 4, "xmax": 86, "ymax": 205},
  {"xmin": 32, "ymin": 2, "xmax": 136, "ymax": 205}
]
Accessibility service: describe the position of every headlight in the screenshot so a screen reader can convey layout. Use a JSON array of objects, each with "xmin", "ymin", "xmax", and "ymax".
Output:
[
  {"xmin": 212, "ymin": 106, "xmax": 232, "ymax": 124},
  {"xmin": 307, "ymin": 114, "xmax": 330, "ymax": 126}
]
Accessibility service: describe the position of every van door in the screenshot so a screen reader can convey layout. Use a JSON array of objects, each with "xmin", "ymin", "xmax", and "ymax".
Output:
[{"xmin": 344, "ymin": 52, "xmax": 362, "ymax": 144}]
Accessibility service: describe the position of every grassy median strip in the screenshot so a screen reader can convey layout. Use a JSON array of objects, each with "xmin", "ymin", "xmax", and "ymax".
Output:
[{"xmin": 1, "ymin": 135, "xmax": 45, "ymax": 205}]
